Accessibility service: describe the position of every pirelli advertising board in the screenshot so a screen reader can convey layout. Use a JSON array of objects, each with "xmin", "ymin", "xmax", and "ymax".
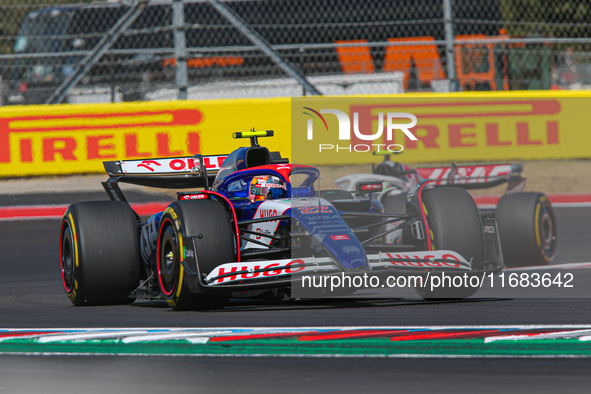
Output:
[
  {"xmin": 291, "ymin": 92, "xmax": 591, "ymax": 165},
  {"xmin": 0, "ymin": 91, "xmax": 591, "ymax": 177},
  {"xmin": 0, "ymin": 98, "xmax": 290, "ymax": 177}
]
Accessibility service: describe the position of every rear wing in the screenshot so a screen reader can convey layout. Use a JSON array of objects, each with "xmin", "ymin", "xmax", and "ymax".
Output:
[
  {"xmin": 373, "ymin": 149, "xmax": 527, "ymax": 193},
  {"xmin": 102, "ymin": 154, "xmax": 227, "ymax": 202},
  {"xmin": 416, "ymin": 163, "xmax": 526, "ymax": 192},
  {"xmin": 102, "ymin": 129, "xmax": 287, "ymax": 202}
]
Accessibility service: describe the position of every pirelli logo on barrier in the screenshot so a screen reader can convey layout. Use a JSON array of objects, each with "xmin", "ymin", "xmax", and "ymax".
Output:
[
  {"xmin": 0, "ymin": 107, "xmax": 203, "ymax": 176},
  {"xmin": 291, "ymin": 95, "xmax": 591, "ymax": 165},
  {"xmin": 1, "ymin": 93, "xmax": 590, "ymax": 177},
  {"xmin": 347, "ymin": 99, "xmax": 560, "ymax": 149}
]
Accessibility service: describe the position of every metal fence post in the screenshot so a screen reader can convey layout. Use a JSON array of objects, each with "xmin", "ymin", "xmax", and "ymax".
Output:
[
  {"xmin": 173, "ymin": 0, "xmax": 188, "ymax": 100},
  {"xmin": 206, "ymin": 0, "xmax": 321, "ymax": 96},
  {"xmin": 443, "ymin": 0, "xmax": 457, "ymax": 92},
  {"xmin": 45, "ymin": 0, "xmax": 147, "ymax": 104}
]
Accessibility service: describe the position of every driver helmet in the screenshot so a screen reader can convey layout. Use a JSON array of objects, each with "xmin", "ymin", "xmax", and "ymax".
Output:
[{"xmin": 248, "ymin": 175, "xmax": 287, "ymax": 202}]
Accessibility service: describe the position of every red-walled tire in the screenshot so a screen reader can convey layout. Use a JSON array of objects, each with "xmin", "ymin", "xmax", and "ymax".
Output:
[
  {"xmin": 60, "ymin": 201, "xmax": 141, "ymax": 306},
  {"xmin": 157, "ymin": 200, "xmax": 234, "ymax": 311}
]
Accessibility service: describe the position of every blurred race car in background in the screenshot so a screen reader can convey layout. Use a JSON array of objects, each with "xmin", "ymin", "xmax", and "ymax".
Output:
[
  {"xmin": 60, "ymin": 131, "xmax": 504, "ymax": 310},
  {"xmin": 335, "ymin": 154, "xmax": 557, "ymax": 267}
]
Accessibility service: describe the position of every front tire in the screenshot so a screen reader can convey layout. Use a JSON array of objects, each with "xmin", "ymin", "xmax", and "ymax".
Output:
[
  {"xmin": 60, "ymin": 201, "xmax": 141, "ymax": 306},
  {"xmin": 157, "ymin": 200, "xmax": 234, "ymax": 311},
  {"xmin": 414, "ymin": 187, "xmax": 484, "ymax": 300},
  {"xmin": 496, "ymin": 192, "xmax": 557, "ymax": 267}
]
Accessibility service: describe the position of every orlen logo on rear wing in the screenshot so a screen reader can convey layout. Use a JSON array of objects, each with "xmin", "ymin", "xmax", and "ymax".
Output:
[{"xmin": 118, "ymin": 155, "xmax": 227, "ymax": 174}]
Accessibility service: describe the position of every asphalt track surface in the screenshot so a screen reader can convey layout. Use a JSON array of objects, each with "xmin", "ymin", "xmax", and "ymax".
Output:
[{"xmin": 0, "ymin": 191, "xmax": 590, "ymax": 392}]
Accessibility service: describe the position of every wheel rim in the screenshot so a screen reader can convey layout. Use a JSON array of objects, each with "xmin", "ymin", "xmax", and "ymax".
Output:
[
  {"xmin": 158, "ymin": 222, "xmax": 178, "ymax": 296},
  {"xmin": 60, "ymin": 222, "xmax": 75, "ymax": 292},
  {"xmin": 538, "ymin": 203, "xmax": 556, "ymax": 259}
]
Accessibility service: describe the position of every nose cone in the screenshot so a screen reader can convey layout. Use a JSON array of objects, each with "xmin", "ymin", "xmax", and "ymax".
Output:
[{"xmin": 291, "ymin": 198, "xmax": 370, "ymax": 271}]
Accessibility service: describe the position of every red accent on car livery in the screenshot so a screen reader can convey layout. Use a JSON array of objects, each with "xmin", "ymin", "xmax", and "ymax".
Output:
[
  {"xmin": 209, "ymin": 259, "xmax": 310, "ymax": 284},
  {"xmin": 213, "ymin": 263, "xmax": 307, "ymax": 283},
  {"xmin": 120, "ymin": 155, "xmax": 227, "ymax": 174},
  {"xmin": 216, "ymin": 266, "xmax": 239, "ymax": 282},
  {"xmin": 259, "ymin": 209, "xmax": 278, "ymax": 218},
  {"xmin": 179, "ymin": 194, "xmax": 208, "ymax": 200},
  {"xmin": 330, "ymin": 235, "xmax": 350, "ymax": 241},
  {"xmin": 360, "ymin": 183, "xmax": 383, "ymax": 192},
  {"xmin": 384, "ymin": 252, "xmax": 462, "ymax": 268},
  {"xmin": 137, "ymin": 160, "xmax": 162, "ymax": 172},
  {"xmin": 300, "ymin": 206, "xmax": 331, "ymax": 215}
]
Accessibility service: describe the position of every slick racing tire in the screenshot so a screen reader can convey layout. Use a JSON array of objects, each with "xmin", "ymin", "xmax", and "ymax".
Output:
[
  {"xmin": 496, "ymin": 192, "xmax": 557, "ymax": 267},
  {"xmin": 414, "ymin": 187, "xmax": 485, "ymax": 300},
  {"xmin": 60, "ymin": 201, "xmax": 141, "ymax": 306},
  {"xmin": 157, "ymin": 200, "xmax": 234, "ymax": 311}
]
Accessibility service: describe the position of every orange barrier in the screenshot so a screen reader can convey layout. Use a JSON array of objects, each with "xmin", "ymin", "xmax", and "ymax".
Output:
[
  {"xmin": 335, "ymin": 40, "xmax": 376, "ymax": 74},
  {"xmin": 383, "ymin": 37, "xmax": 446, "ymax": 91}
]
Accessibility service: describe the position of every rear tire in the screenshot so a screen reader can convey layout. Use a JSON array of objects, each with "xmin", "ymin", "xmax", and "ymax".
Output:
[
  {"xmin": 414, "ymin": 187, "xmax": 484, "ymax": 300},
  {"xmin": 157, "ymin": 200, "xmax": 234, "ymax": 311},
  {"xmin": 60, "ymin": 201, "xmax": 141, "ymax": 306},
  {"xmin": 496, "ymin": 192, "xmax": 557, "ymax": 267}
]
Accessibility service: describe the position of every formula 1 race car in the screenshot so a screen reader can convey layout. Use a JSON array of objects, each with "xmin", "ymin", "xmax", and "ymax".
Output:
[
  {"xmin": 59, "ymin": 131, "xmax": 503, "ymax": 310},
  {"xmin": 335, "ymin": 154, "xmax": 557, "ymax": 267}
]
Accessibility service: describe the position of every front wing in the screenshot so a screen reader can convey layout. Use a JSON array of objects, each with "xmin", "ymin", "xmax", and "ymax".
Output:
[
  {"xmin": 204, "ymin": 250, "xmax": 482, "ymax": 286},
  {"xmin": 181, "ymin": 208, "xmax": 503, "ymax": 292}
]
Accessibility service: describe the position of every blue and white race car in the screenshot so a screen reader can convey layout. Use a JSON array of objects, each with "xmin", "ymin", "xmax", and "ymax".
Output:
[{"xmin": 59, "ymin": 130, "xmax": 503, "ymax": 310}]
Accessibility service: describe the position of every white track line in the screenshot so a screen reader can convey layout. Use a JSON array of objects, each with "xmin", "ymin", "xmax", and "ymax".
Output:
[
  {"xmin": 4, "ymin": 325, "xmax": 591, "ymax": 332},
  {"xmin": 187, "ymin": 337, "xmax": 211, "ymax": 344},
  {"xmin": 121, "ymin": 328, "xmax": 320, "ymax": 343},
  {"xmin": 484, "ymin": 329, "xmax": 591, "ymax": 343},
  {"xmin": 37, "ymin": 331, "xmax": 149, "ymax": 343},
  {"xmin": 504, "ymin": 262, "xmax": 591, "ymax": 271},
  {"xmin": 121, "ymin": 331, "xmax": 233, "ymax": 343},
  {"xmin": 1, "ymin": 352, "xmax": 590, "ymax": 359},
  {"xmin": 551, "ymin": 202, "xmax": 591, "ymax": 208}
]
